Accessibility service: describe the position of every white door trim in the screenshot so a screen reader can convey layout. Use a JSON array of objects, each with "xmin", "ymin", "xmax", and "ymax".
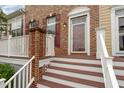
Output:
[{"xmin": 68, "ymin": 7, "xmax": 90, "ymax": 56}]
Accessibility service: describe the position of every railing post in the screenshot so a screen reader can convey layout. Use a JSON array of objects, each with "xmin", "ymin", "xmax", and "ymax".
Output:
[
  {"xmin": 104, "ymin": 57, "xmax": 113, "ymax": 87},
  {"xmin": 96, "ymin": 27, "xmax": 105, "ymax": 59},
  {"xmin": 8, "ymin": 35, "xmax": 11, "ymax": 57},
  {"xmin": 0, "ymin": 78, "xmax": 6, "ymax": 88},
  {"xmin": 105, "ymin": 57, "xmax": 119, "ymax": 88}
]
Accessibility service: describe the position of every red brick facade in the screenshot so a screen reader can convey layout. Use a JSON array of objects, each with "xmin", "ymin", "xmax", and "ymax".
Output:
[{"xmin": 26, "ymin": 5, "xmax": 99, "ymax": 58}]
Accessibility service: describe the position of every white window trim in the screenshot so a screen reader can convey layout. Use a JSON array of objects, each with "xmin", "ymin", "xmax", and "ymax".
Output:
[
  {"xmin": 68, "ymin": 7, "xmax": 90, "ymax": 55},
  {"xmin": 111, "ymin": 6, "xmax": 124, "ymax": 56},
  {"xmin": 47, "ymin": 17, "xmax": 56, "ymax": 32}
]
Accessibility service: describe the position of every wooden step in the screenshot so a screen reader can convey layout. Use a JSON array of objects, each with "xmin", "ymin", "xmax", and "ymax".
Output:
[
  {"xmin": 51, "ymin": 60, "xmax": 124, "ymax": 70},
  {"xmin": 44, "ymin": 72, "xmax": 105, "ymax": 88},
  {"xmin": 49, "ymin": 66, "xmax": 103, "ymax": 77},
  {"xmin": 49, "ymin": 66, "xmax": 124, "ymax": 81},
  {"xmin": 113, "ymin": 66, "xmax": 124, "ymax": 70},
  {"xmin": 38, "ymin": 79, "xmax": 73, "ymax": 88},
  {"xmin": 116, "ymin": 75, "xmax": 124, "ymax": 80},
  {"xmin": 113, "ymin": 57, "xmax": 124, "ymax": 62},
  {"xmin": 51, "ymin": 61, "xmax": 102, "ymax": 68}
]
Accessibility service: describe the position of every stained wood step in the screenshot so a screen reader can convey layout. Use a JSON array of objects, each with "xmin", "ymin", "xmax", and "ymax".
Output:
[
  {"xmin": 51, "ymin": 60, "xmax": 124, "ymax": 70},
  {"xmin": 44, "ymin": 72, "xmax": 105, "ymax": 88},
  {"xmin": 38, "ymin": 79, "xmax": 73, "ymax": 88},
  {"xmin": 49, "ymin": 66, "xmax": 103, "ymax": 77},
  {"xmin": 113, "ymin": 57, "xmax": 124, "ymax": 62},
  {"xmin": 51, "ymin": 61, "xmax": 101, "ymax": 67}
]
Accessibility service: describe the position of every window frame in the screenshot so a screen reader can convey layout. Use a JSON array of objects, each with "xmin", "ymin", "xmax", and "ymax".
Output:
[
  {"xmin": 111, "ymin": 6, "xmax": 124, "ymax": 56},
  {"xmin": 46, "ymin": 16, "xmax": 56, "ymax": 33}
]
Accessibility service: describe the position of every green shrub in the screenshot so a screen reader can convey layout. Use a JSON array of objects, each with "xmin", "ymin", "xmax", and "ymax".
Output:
[{"xmin": 0, "ymin": 64, "xmax": 15, "ymax": 81}]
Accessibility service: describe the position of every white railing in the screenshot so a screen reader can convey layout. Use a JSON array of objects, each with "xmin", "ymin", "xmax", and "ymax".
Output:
[
  {"xmin": 0, "ymin": 35, "xmax": 29, "ymax": 57},
  {"xmin": 4, "ymin": 56, "xmax": 35, "ymax": 88},
  {"xmin": 0, "ymin": 79, "xmax": 6, "ymax": 88},
  {"xmin": 96, "ymin": 28, "xmax": 119, "ymax": 88},
  {"xmin": 0, "ymin": 38, "xmax": 8, "ymax": 55}
]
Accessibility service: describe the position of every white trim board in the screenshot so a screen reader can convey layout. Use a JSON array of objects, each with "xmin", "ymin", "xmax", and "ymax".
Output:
[{"xmin": 68, "ymin": 7, "xmax": 90, "ymax": 56}]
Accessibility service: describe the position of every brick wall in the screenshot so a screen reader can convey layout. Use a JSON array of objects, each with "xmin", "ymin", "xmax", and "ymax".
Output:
[{"xmin": 25, "ymin": 5, "xmax": 99, "ymax": 58}]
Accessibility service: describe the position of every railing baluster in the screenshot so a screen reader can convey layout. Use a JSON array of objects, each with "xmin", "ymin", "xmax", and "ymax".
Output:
[
  {"xmin": 14, "ymin": 77, "xmax": 16, "ymax": 88},
  {"xmin": 8, "ymin": 82, "xmax": 11, "ymax": 88},
  {"xmin": 22, "ymin": 69, "xmax": 25, "ymax": 88},
  {"xmin": 26, "ymin": 65, "xmax": 29, "ymax": 87},
  {"xmin": 30, "ymin": 63, "xmax": 32, "ymax": 81},
  {"xmin": 18, "ymin": 73, "xmax": 21, "ymax": 88}
]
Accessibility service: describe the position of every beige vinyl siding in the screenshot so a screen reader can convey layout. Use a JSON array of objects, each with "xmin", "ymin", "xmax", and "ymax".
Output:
[{"xmin": 99, "ymin": 5, "xmax": 112, "ymax": 55}]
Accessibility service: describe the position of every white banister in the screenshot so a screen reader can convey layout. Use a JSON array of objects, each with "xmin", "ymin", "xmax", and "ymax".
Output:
[
  {"xmin": 0, "ymin": 78, "xmax": 6, "ymax": 88},
  {"xmin": 96, "ymin": 28, "xmax": 119, "ymax": 88},
  {"xmin": 4, "ymin": 56, "xmax": 35, "ymax": 88}
]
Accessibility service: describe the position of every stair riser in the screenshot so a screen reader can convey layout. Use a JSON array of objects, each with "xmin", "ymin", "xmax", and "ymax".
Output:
[
  {"xmin": 118, "ymin": 80, "xmax": 124, "ymax": 87},
  {"xmin": 37, "ymin": 84, "xmax": 49, "ymax": 88},
  {"xmin": 114, "ymin": 62, "xmax": 124, "ymax": 67},
  {"xmin": 43, "ymin": 76, "xmax": 95, "ymax": 88},
  {"xmin": 47, "ymin": 69, "xmax": 104, "ymax": 83},
  {"xmin": 53, "ymin": 58, "xmax": 101, "ymax": 64},
  {"xmin": 50, "ymin": 63, "xmax": 102, "ymax": 73},
  {"xmin": 114, "ymin": 70, "xmax": 124, "ymax": 76}
]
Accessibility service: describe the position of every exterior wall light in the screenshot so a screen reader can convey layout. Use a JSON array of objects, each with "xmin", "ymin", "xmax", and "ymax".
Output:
[
  {"xmin": 63, "ymin": 22, "xmax": 67, "ymax": 28},
  {"xmin": 29, "ymin": 19, "xmax": 38, "ymax": 29}
]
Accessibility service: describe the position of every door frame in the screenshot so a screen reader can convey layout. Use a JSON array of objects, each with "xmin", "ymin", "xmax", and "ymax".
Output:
[{"xmin": 68, "ymin": 7, "xmax": 90, "ymax": 55}]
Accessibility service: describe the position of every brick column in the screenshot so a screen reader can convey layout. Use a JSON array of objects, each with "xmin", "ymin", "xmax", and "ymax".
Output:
[{"xmin": 29, "ymin": 27, "xmax": 45, "ymax": 87}]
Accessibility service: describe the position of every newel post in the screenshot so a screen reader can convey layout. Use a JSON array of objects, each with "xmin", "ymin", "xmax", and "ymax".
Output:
[
  {"xmin": 0, "ymin": 78, "xmax": 6, "ymax": 88},
  {"xmin": 29, "ymin": 19, "xmax": 46, "ymax": 87},
  {"xmin": 96, "ymin": 27, "xmax": 105, "ymax": 59}
]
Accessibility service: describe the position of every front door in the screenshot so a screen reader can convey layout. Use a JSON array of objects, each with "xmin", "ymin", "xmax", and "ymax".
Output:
[{"xmin": 71, "ymin": 16, "xmax": 87, "ymax": 53}]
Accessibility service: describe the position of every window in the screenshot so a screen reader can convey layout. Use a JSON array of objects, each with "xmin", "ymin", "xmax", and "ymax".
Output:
[
  {"xmin": 47, "ymin": 17, "xmax": 56, "ymax": 34},
  {"xmin": 10, "ymin": 17, "xmax": 23, "ymax": 37},
  {"xmin": 111, "ymin": 6, "xmax": 124, "ymax": 56},
  {"xmin": 119, "ymin": 17, "xmax": 124, "ymax": 51}
]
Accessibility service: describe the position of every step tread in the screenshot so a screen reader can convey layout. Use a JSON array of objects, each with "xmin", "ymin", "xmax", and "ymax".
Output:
[
  {"xmin": 51, "ymin": 61, "xmax": 101, "ymax": 67},
  {"xmin": 51, "ymin": 60, "xmax": 124, "ymax": 70},
  {"xmin": 44, "ymin": 72, "xmax": 105, "ymax": 88},
  {"xmin": 113, "ymin": 66, "xmax": 124, "ymax": 70},
  {"xmin": 38, "ymin": 79, "xmax": 73, "ymax": 88},
  {"xmin": 113, "ymin": 57, "xmax": 124, "ymax": 62},
  {"xmin": 49, "ymin": 66, "xmax": 103, "ymax": 77},
  {"xmin": 116, "ymin": 75, "xmax": 124, "ymax": 80},
  {"xmin": 49, "ymin": 66, "xmax": 124, "ymax": 81}
]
